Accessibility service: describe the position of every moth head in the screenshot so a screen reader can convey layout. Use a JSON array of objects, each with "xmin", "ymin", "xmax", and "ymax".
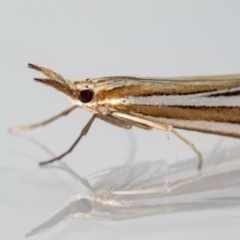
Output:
[
  {"xmin": 28, "ymin": 64, "xmax": 95, "ymax": 108},
  {"xmin": 75, "ymin": 197, "xmax": 92, "ymax": 214}
]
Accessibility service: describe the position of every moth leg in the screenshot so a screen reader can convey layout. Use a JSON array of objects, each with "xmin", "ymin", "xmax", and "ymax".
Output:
[
  {"xmin": 149, "ymin": 120, "xmax": 203, "ymax": 169},
  {"xmin": 39, "ymin": 114, "xmax": 96, "ymax": 165},
  {"xmin": 97, "ymin": 114, "xmax": 132, "ymax": 129},
  {"xmin": 8, "ymin": 106, "xmax": 78, "ymax": 132},
  {"xmin": 112, "ymin": 185, "xmax": 171, "ymax": 195},
  {"xmin": 85, "ymin": 167, "xmax": 118, "ymax": 180},
  {"xmin": 112, "ymin": 113, "xmax": 203, "ymax": 170},
  {"xmin": 112, "ymin": 112, "xmax": 171, "ymax": 132},
  {"xmin": 60, "ymin": 163, "xmax": 94, "ymax": 191},
  {"xmin": 171, "ymin": 129, "xmax": 203, "ymax": 170}
]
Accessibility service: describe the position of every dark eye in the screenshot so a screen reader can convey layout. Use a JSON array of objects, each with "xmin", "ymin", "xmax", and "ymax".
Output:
[
  {"xmin": 76, "ymin": 198, "xmax": 92, "ymax": 213},
  {"xmin": 78, "ymin": 89, "xmax": 93, "ymax": 103}
]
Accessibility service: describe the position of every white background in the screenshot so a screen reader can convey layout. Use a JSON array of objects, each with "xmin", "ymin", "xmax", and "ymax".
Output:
[{"xmin": 1, "ymin": 1, "xmax": 240, "ymax": 239}]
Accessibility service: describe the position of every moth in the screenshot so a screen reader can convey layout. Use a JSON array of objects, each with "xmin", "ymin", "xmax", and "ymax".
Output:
[
  {"xmin": 25, "ymin": 145, "xmax": 240, "ymax": 237},
  {"xmin": 9, "ymin": 64, "xmax": 240, "ymax": 169}
]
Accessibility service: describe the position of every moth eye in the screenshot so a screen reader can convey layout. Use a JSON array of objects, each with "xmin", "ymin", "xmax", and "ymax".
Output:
[
  {"xmin": 78, "ymin": 89, "xmax": 93, "ymax": 103},
  {"xmin": 76, "ymin": 198, "xmax": 92, "ymax": 213}
]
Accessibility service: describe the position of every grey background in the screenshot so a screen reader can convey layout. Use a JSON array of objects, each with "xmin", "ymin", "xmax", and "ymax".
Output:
[{"xmin": 1, "ymin": 1, "xmax": 240, "ymax": 239}]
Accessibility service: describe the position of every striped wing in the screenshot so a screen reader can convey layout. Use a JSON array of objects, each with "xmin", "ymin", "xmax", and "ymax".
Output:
[{"xmin": 94, "ymin": 74, "xmax": 240, "ymax": 138}]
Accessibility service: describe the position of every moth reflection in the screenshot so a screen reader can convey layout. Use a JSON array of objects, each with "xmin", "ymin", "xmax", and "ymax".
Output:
[{"xmin": 26, "ymin": 145, "xmax": 240, "ymax": 237}]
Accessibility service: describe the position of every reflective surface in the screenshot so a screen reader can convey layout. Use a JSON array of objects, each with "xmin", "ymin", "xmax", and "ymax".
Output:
[
  {"xmin": 26, "ymin": 146, "xmax": 240, "ymax": 237},
  {"xmin": 1, "ymin": 1, "xmax": 240, "ymax": 239}
]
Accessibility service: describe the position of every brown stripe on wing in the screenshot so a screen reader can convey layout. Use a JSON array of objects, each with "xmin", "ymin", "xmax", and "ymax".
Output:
[
  {"xmin": 163, "ymin": 120, "xmax": 240, "ymax": 138},
  {"xmin": 96, "ymin": 80, "xmax": 240, "ymax": 101},
  {"xmin": 176, "ymin": 123, "xmax": 240, "ymax": 138},
  {"xmin": 207, "ymin": 90, "xmax": 240, "ymax": 97},
  {"xmin": 111, "ymin": 104, "xmax": 240, "ymax": 123}
]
